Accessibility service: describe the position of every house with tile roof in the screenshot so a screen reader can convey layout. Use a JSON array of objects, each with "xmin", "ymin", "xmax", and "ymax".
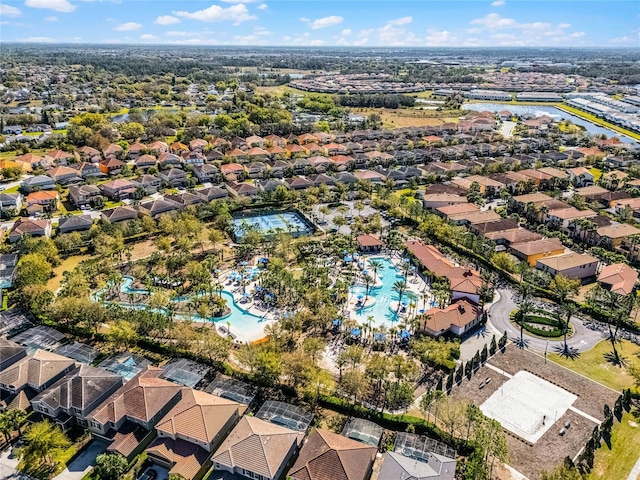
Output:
[
  {"xmin": 9, "ymin": 218, "xmax": 52, "ymax": 243},
  {"xmin": 87, "ymin": 367, "xmax": 183, "ymax": 456},
  {"xmin": 0, "ymin": 338, "xmax": 27, "ymax": 371},
  {"xmin": 101, "ymin": 206, "xmax": 139, "ymax": 224},
  {"xmin": 597, "ymin": 263, "xmax": 638, "ymax": 296},
  {"xmin": 0, "ymin": 350, "xmax": 75, "ymax": 396},
  {"xmin": 58, "ymin": 214, "xmax": 94, "ymax": 234},
  {"xmin": 288, "ymin": 428, "xmax": 377, "ymax": 480},
  {"xmin": 31, "ymin": 364, "xmax": 123, "ymax": 430},
  {"xmin": 69, "ymin": 185, "xmax": 101, "ymax": 207},
  {"xmin": 418, "ymin": 299, "xmax": 481, "ymax": 338},
  {"xmin": 99, "ymin": 157, "xmax": 126, "ymax": 176},
  {"xmin": 356, "ymin": 234, "xmax": 383, "ymax": 253},
  {"xmin": 378, "ymin": 451, "xmax": 456, "ymax": 480},
  {"xmin": 145, "ymin": 388, "xmax": 247, "ymax": 480},
  {"xmin": 212, "ymin": 415, "xmax": 302, "ymax": 480},
  {"xmin": 509, "ymin": 238, "xmax": 566, "ymax": 267},
  {"xmin": 536, "ymin": 252, "xmax": 599, "ymax": 282}
]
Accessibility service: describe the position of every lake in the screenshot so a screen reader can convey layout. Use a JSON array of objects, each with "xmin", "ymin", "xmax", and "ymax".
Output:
[{"xmin": 464, "ymin": 102, "xmax": 637, "ymax": 144}]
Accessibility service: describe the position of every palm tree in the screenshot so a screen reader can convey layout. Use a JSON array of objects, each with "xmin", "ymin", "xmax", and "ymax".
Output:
[
  {"xmin": 363, "ymin": 274, "xmax": 373, "ymax": 303},
  {"xmin": 368, "ymin": 259, "xmax": 384, "ymax": 285},
  {"xmin": 393, "ymin": 280, "xmax": 407, "ymax": 313}
]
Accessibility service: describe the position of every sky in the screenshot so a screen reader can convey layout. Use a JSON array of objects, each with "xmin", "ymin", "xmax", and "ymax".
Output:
[{"xmin": 0, "ymin": 0, "xmax": 639, "ymax": 47}]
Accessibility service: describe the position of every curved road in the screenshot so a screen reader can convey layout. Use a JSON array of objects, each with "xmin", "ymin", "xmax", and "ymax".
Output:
[{"xmin": 487, "ymin": 288, "xmax": 605, "ymax": 353}]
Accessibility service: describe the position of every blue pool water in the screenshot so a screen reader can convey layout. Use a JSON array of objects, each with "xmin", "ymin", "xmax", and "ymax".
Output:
[
  {"xmin": 350, "ymin": 257, "xmax": 417, "ymax": 328},
  {"xmin": 113, "ymin": 276, "xmax": 265, "ymax": 333},
  {"xmin": 233, "ymin": 211, "xmax": 313, "ymax": 239}
]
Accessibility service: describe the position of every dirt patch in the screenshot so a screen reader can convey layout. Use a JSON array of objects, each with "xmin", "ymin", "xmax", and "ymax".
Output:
[{"xmin": 448, "ymin": 346, "xmax": 620, "ymax": 479}]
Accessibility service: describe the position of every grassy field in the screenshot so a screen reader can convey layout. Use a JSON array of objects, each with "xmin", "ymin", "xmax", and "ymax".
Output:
[
  {"xmin": 556, "ymin": 104, "xmax": 640, "ymax": 141},
  {"xmin": 549, "ymin": 339, "xmax": 640, "ymax": 392},
  {"xmin": 588, "ymin": 411, "xmax": 640, "ymax": 480},
  {"xmin": 47, "ymin": 254, "xmax": 92, "ymax": 292},
  {"xmin": 253, "ymin": 85, "xmax": 308, "ymax": 96},
  {"xmin": 350, "ymin": 107, "xmax": 460, "ymax": 128}
]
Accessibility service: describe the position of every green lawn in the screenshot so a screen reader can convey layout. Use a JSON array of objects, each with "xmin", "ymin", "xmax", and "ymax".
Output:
[
  {"xmin": 588, "ymin": 412, "xmax": 640, "ymax": 480},
  {"xmin": 2, "ymin": 185, "xmax": 21, "ymax": 194},
  {"xmin": 549, "ymin": 339, "xmax": 640, "ymax": 392}
]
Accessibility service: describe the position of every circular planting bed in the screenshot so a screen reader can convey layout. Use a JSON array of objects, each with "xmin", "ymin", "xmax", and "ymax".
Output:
[{"xmin": 509, "ymin": 308, "xmax": 573, "ymax": 339}]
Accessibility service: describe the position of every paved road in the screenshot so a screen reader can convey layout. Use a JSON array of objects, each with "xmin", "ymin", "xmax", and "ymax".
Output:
[{"xmin": 487, "ymin": 288, "xmax": 605, "ymax": 353}]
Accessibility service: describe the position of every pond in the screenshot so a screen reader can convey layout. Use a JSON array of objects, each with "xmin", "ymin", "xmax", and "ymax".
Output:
[{"xmin": 464, "ymin": 102, "xmax": 637, "ymax": 144}]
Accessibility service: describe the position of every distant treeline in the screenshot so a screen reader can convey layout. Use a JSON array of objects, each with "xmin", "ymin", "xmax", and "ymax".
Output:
[{"xmin": 336, "ymin": 94, "xmax": 415, "ymax": 108}]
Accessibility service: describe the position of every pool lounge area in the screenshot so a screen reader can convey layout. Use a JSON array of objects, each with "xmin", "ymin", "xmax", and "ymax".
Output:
[
  {"xmin": 347, "ymin": 256, "xmax": 429, "ymax": 330},
  {"xmin": 99, "ymin": 275, "xmax": 271, "ymax": 342}
]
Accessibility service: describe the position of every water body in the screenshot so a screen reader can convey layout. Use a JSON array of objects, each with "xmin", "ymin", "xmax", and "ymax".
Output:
[
  {"xmin": 464, "ymin": 102, "xmax": 637, "ymax": 144},
  {"xmin": 350, "ymin": 257, "xmax": 418, "ymax": 328}
]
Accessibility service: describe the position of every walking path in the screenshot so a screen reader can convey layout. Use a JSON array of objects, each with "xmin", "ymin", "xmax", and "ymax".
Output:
[
  {"xmin": 627, "ymin": 457, "xmax": 640, "ymax": 480},
  {"xmin": 487, "ymin": 288, "xmax": 604, "ymax": 353}
]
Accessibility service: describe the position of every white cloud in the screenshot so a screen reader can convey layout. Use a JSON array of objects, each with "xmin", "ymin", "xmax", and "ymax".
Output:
[
  {"xmin": 154, "ymin": 15, "xmax": 180, "ymax": 25},
  {"xmin": 19, "ymin": 36, "xmax": 57, "ymax": 42},
  {"xmin": 45, "ymin": 16, "xmax": 58, "ymax": 21},
  {"xmin": 470, "ymin": 13, "xmax": 516, "ymax": 29},
  {"xmin": 308, "ymin": 39, "xmax": 326, "ymax": 45},
  {"xmin": 353, "ymin": 37, "xmax": 368, "ymax": 46},
  {"xmin": 1, "ymin": 4, "xmax": 22, "ymax": 16},
  {"xmin": 105, "ymin": 17, "xmax": 115, "ymax": 22},
  {"xmin": 140, "ymin": 34, "xmax": 158, "ymax": 40},
  {"xmin": 253, "ymin": 26, "xmax": 271, "ymax": 35},
  {"xmin": 233, "ymin": 34, "xmax": 267, "ymax": 45},
  {"xmin": 425, "ymin": 28, "xmax": 455, "ymax": 46},
  {"xmin": 114, "ymin": 22, "xmax": 142, "ymax": 31},
  {"xmin": 257, "ymin": 3, "xmax": 267, "ymax": 10},
  {"xmin": 341, "ymin": 29, "xmax": 352, "ymax": 36},
  {"xmin": 378, "ymin": 17, "xmax": 418, "ymax": 46},
  {"xmin": 300, "ymin": 17, "xmax": 309, "ymax": 23},
  {"xmin": 570, "ymin": 32, "xmax": 586, "ymax": 38},
  {"xmin": 491, "ymin": 0, "xmax": 505, "ymax": 6},
  {"xmin": 310, "ymin": 15, "xmax": 343, "ymax": 29},
  {"xmin": 610, "ymin": 34, "xmax": 638, "ymax": 44},
  {"xmin": 173, "ymin": 4, "xmax": 256, "ymax": 24},
  {"xmin": 387, "ymin": 16, "xmax": 412, "ymax": 26},
  {"xmin": 25, "ymin": 0, "xmax": 75, "ymax": 13},
  {"xmin": 220, "ymin": 0, "xmax": 259, "ymax": 3}
]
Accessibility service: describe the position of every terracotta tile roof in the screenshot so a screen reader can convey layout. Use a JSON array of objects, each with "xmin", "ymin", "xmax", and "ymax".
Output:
[
  {"xmin": 89, "ymin": 366, "xmax": 182, "ymax": 427},
  {"xmin": 356, "ymin": 234, "xmax": 383, "ymax": 248},
  {"xmin": 0, "ymin": 349, "xmax": 74, "ymax": 391},
  {"xmin": 156, "ymin": 388, "xmax": 247, "ymax": 444},
  {"xmin": 212, "ymin": 416, "xmax": 301, "ymax": 479},
  {"xmin": 288, "ymin": 428, "xmax": 376, "ymax": 480},
  {"xmin": 420, "ymin": 299, "xmax": 480, "ymax": 334},
  {"xmin": 596, "ymin": 223, "xmax": 640, "ymax": 239},
  {"xmin": 436, "ymin": 203, "xmax": 480, "ymax": 216},
  {"xmin": 146, "ymin": 437, "xmax": 209, "ymax": 480},
  {"xmin": 267, "ymin": 145, "xmax": 286, "ymax": 154},
  {"xmin": 10, "ymin": 218, "xmax": 50, "ymax": 236},
  {"xmin": 107, "ymin": 422, "xmax": 149, "ymax": 457},
  {"xmin": 598, "ymin": 263, "xmax": 639, "ymax": 296},
  {"xmin": 220, "ymin": 163, "xmax": 244, "ymax": 174},
  {"xmin": 536, "ymin": 252, "xmax": 599, "ymax": 271},
  {"xmin": 509, "ymin": 238, "xmax": 564, "ymax": 256},
  {"xmin": 7, "ymin": 390, "xmax": 31, "ymax": 411},
  {"xmin": 26, "ymin": 191, "xmax": 59, "ymax": 202}
]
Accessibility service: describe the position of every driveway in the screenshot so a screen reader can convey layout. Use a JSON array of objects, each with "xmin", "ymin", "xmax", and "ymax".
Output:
[
  {"xmin": 0, "ymin": 447, "xmax": 35, "ymax": 480},
  {"xmin": 487, "ymin": 288, "xmax": 605, "ymax": 353},
  {"xmin": 54, "ymin": 440, "xmax": 108, "ymax": 480}
]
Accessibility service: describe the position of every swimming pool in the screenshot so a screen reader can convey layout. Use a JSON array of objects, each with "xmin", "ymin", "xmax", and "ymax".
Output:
[
  {"xmin": 233, "ymin": 210, "xmax": 314, "ymax": 239},
  {"xmin": 107, "ymin": 276, "xmax": 267, "ymax": 337},
  {"xmin": 349, "ymin": 257, "xmax": 417, "ymax": 328}
]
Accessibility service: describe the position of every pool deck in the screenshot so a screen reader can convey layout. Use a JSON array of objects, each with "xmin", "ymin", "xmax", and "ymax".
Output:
[{"xmin": 343, "ymin": 254, "xmax": 431, "ymax": 328}]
